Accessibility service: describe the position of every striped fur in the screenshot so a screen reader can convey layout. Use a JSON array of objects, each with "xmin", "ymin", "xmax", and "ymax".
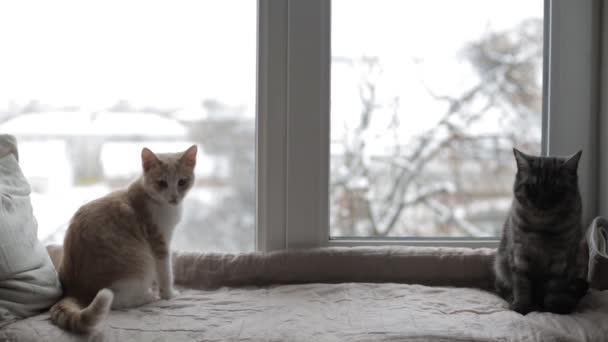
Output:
[
  {"xmin": 50, "ymin": 289, "xmax": 113, "ymax": 333},
  {"xmin": 494, "ymin": 149, "xmax": 589, "ymax": 315}
]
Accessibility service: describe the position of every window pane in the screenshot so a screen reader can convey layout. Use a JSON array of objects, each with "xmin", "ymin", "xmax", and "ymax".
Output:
[
  {"xmin": 0, "ymin": 0, "xmax": 256, "ymax": 252},
  {"xmin": 330, "ymin": 0, "xmax": 543, "ymax": 238}
]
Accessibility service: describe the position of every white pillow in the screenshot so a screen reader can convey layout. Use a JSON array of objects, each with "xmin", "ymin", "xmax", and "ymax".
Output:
[
  {"xmin": 588, "ymin": 216, "xmax": 608, "ymax": 290},
  {"xmin": 0, "ymin": 134, "xmax": 62, "ymax": 326}
]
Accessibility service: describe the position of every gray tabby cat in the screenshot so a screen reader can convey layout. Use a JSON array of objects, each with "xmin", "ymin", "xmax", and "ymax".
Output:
[{"xmin": 494, "ymin": 148, "xmax": 589, "ymax": 315}]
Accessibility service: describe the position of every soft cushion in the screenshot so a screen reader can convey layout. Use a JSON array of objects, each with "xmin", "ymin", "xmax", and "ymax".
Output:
[
  {"xmin": 46, "ymin": 245, "xmax": 496, "ymax": 290},
  {"xmin": 46, "ymin": 242, "xmax": 606, "ymax": 291},
  {"xmin": 2, "ymin": 245, "xmax": 606, "ymax": 341},
  {"xmin": 1, "ymin": 284, "xmax": 607, "ymax": 341},
  {"xmin": 0, "ymin": 134, "xmax": 61, "ymax": 326},
  {"xmin": 588, "ymin": 216, "xmax": 608, "ymax": 290}
]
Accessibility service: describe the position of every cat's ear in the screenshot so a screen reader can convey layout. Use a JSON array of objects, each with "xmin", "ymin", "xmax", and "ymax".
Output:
[
  {"xmin": 513, "ymin": 148, "xmax": 531, "ymax": 171},
  {"xmin": 563, "ymin": 150, "xmax": 582, "ymax": 171},
  {"xmin": 141, "ymin": 147, "xmax": 159, "ymax": 172},
  {"xmin": 181, "ymin": 145, "xmax": 197, "ymax": 169}
]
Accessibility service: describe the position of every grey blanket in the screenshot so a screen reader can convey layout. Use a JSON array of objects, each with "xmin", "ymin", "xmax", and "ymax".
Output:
[
  {"xmin": 2, "ymin": 284, "xmax": 607, "ymax": 342},
  {"xmin": 1, "ymin": 245, "xmax": 607, "ymax": 341}
]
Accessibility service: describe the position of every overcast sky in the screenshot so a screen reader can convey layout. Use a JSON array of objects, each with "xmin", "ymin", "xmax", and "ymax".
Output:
[
  {"xmin": 332, "ymin": 0, "xmax": 543, "ymax": 142},
  {"xmin": 0, "ymin": 1, "xmax": 543, "ymax": 243},
  {"xmin": 0, "ymin": 0, "xmax": 256, "ymax": 113},
  {"xmin": 0, "ymin": 0, "xmax": 541, "ymax": 131}
]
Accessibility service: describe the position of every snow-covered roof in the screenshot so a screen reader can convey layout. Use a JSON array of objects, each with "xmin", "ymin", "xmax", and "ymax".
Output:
[{"xmin": 0, "ymin": 111, "xmax": 188, "ymax": 138}]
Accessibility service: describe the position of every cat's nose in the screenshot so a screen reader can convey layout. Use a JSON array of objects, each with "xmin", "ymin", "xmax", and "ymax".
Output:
[{"xmin": 169, "ymin": 196, "xmax": 178, "ymax": 204}]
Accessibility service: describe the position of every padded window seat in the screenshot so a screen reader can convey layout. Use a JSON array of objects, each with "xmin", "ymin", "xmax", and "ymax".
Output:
[{"xmin": 1, "ymin": 245, "xmax": 607, "ymax": 342}]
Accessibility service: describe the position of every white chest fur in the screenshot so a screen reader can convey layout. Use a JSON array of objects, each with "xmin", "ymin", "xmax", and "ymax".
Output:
[{"xmin": 146, "ymin": 200, "xmax": 183, "ymax": 241}]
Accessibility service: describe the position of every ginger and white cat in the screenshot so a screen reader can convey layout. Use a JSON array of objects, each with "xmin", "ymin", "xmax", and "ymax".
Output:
[{"xmin": 50, "ymin": 145, "xmax": 197, "ymax": 333}]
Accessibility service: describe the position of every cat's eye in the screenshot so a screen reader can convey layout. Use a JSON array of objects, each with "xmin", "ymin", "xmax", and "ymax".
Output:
[
  {"xmin": 178, "ymin": 178, "xmax": 189, "ymax": 187},
  {"xmin": 157, "ymin": 180, "xmax": 168, "ymax": 188}
]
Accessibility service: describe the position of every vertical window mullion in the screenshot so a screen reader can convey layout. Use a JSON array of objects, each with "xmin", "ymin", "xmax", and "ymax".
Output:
[
  {"xmin": 256, "ymin": 0, "xmax": 289, "ymax": 251},
  {"xmin": 545, "ymin": 0, "xmax": 600, "ymax": 224},
  {"xmin": 599, "ymin": 1, "xmax": 608, "ymax": 217},
  {"xmin": 284, "ymin": 0, "xmax": 331, "ymax": 248}
]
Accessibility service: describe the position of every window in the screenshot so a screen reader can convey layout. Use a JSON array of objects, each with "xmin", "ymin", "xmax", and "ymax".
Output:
[
  {"xmin": 1, "ymin": 1, "xmax": 598, "ymax": 252},
  {"xmin": 0, "ymin": 1, "xmax": 256, "ymax": 252},
  {"xmin": 258, "ymin": 0, "xmax": 599, "ymax": 250},
  {"xmin": 330, "ymin": 0, "xmax": 543, "ymax": 239}
]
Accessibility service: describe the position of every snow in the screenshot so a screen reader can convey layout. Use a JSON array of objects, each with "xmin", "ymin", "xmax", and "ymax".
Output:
[
  {"xmin": 0, "ymin": 0, "xmax": 544, "ymax": 245},
  {"xmin": 101, "ymin": 142, "xmax": 225, "ymax": 179},
  {"xmin": 331, "ymin": 0, "xmax": 543, "ymax": 147},
  {"xmin": 16, "ymin": 140, "xmax": 72, "ymax": 193},
  {"xmin": 34, "ymin": 185, "xmax": 234, "ymax": 248},
  {"xmin": 32, "ymin": 185, "xmax": 109, "ymax": 243},
  {"xmin": 1, "ymin": 111, "xmax": 187, "ymax": 137}
]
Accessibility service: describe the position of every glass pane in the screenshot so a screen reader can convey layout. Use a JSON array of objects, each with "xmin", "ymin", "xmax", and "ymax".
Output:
[
  {"xmin": 0, "ymin": 0, "xmax": 256, "ymax": 252},
  {"xmin": 331, "ymin": 0, "xmax": 543, "ymax": 238}
]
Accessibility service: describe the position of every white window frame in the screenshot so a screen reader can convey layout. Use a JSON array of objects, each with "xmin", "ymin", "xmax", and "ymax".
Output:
[
  {"xmin": 257, "ymin": 0, "xmax": 601, "ymax": 251},
  {"xmin": 600, "ymin": 1, "xmax": 608, "ymax": 217}
]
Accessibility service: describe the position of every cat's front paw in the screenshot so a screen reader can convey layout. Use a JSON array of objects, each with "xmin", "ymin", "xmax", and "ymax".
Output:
[
  {"xmin": 510, "ymin": 300, "xmax": 533, "ymax": 315},
  {"xmin": 160, "ymin": 288, "xmax": 180, "ymax": 300}
]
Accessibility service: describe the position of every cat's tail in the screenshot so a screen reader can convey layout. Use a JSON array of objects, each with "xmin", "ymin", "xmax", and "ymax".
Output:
[{"xmin": 50, "ymin": 288, "xmax": 114, "ymax": 333}]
